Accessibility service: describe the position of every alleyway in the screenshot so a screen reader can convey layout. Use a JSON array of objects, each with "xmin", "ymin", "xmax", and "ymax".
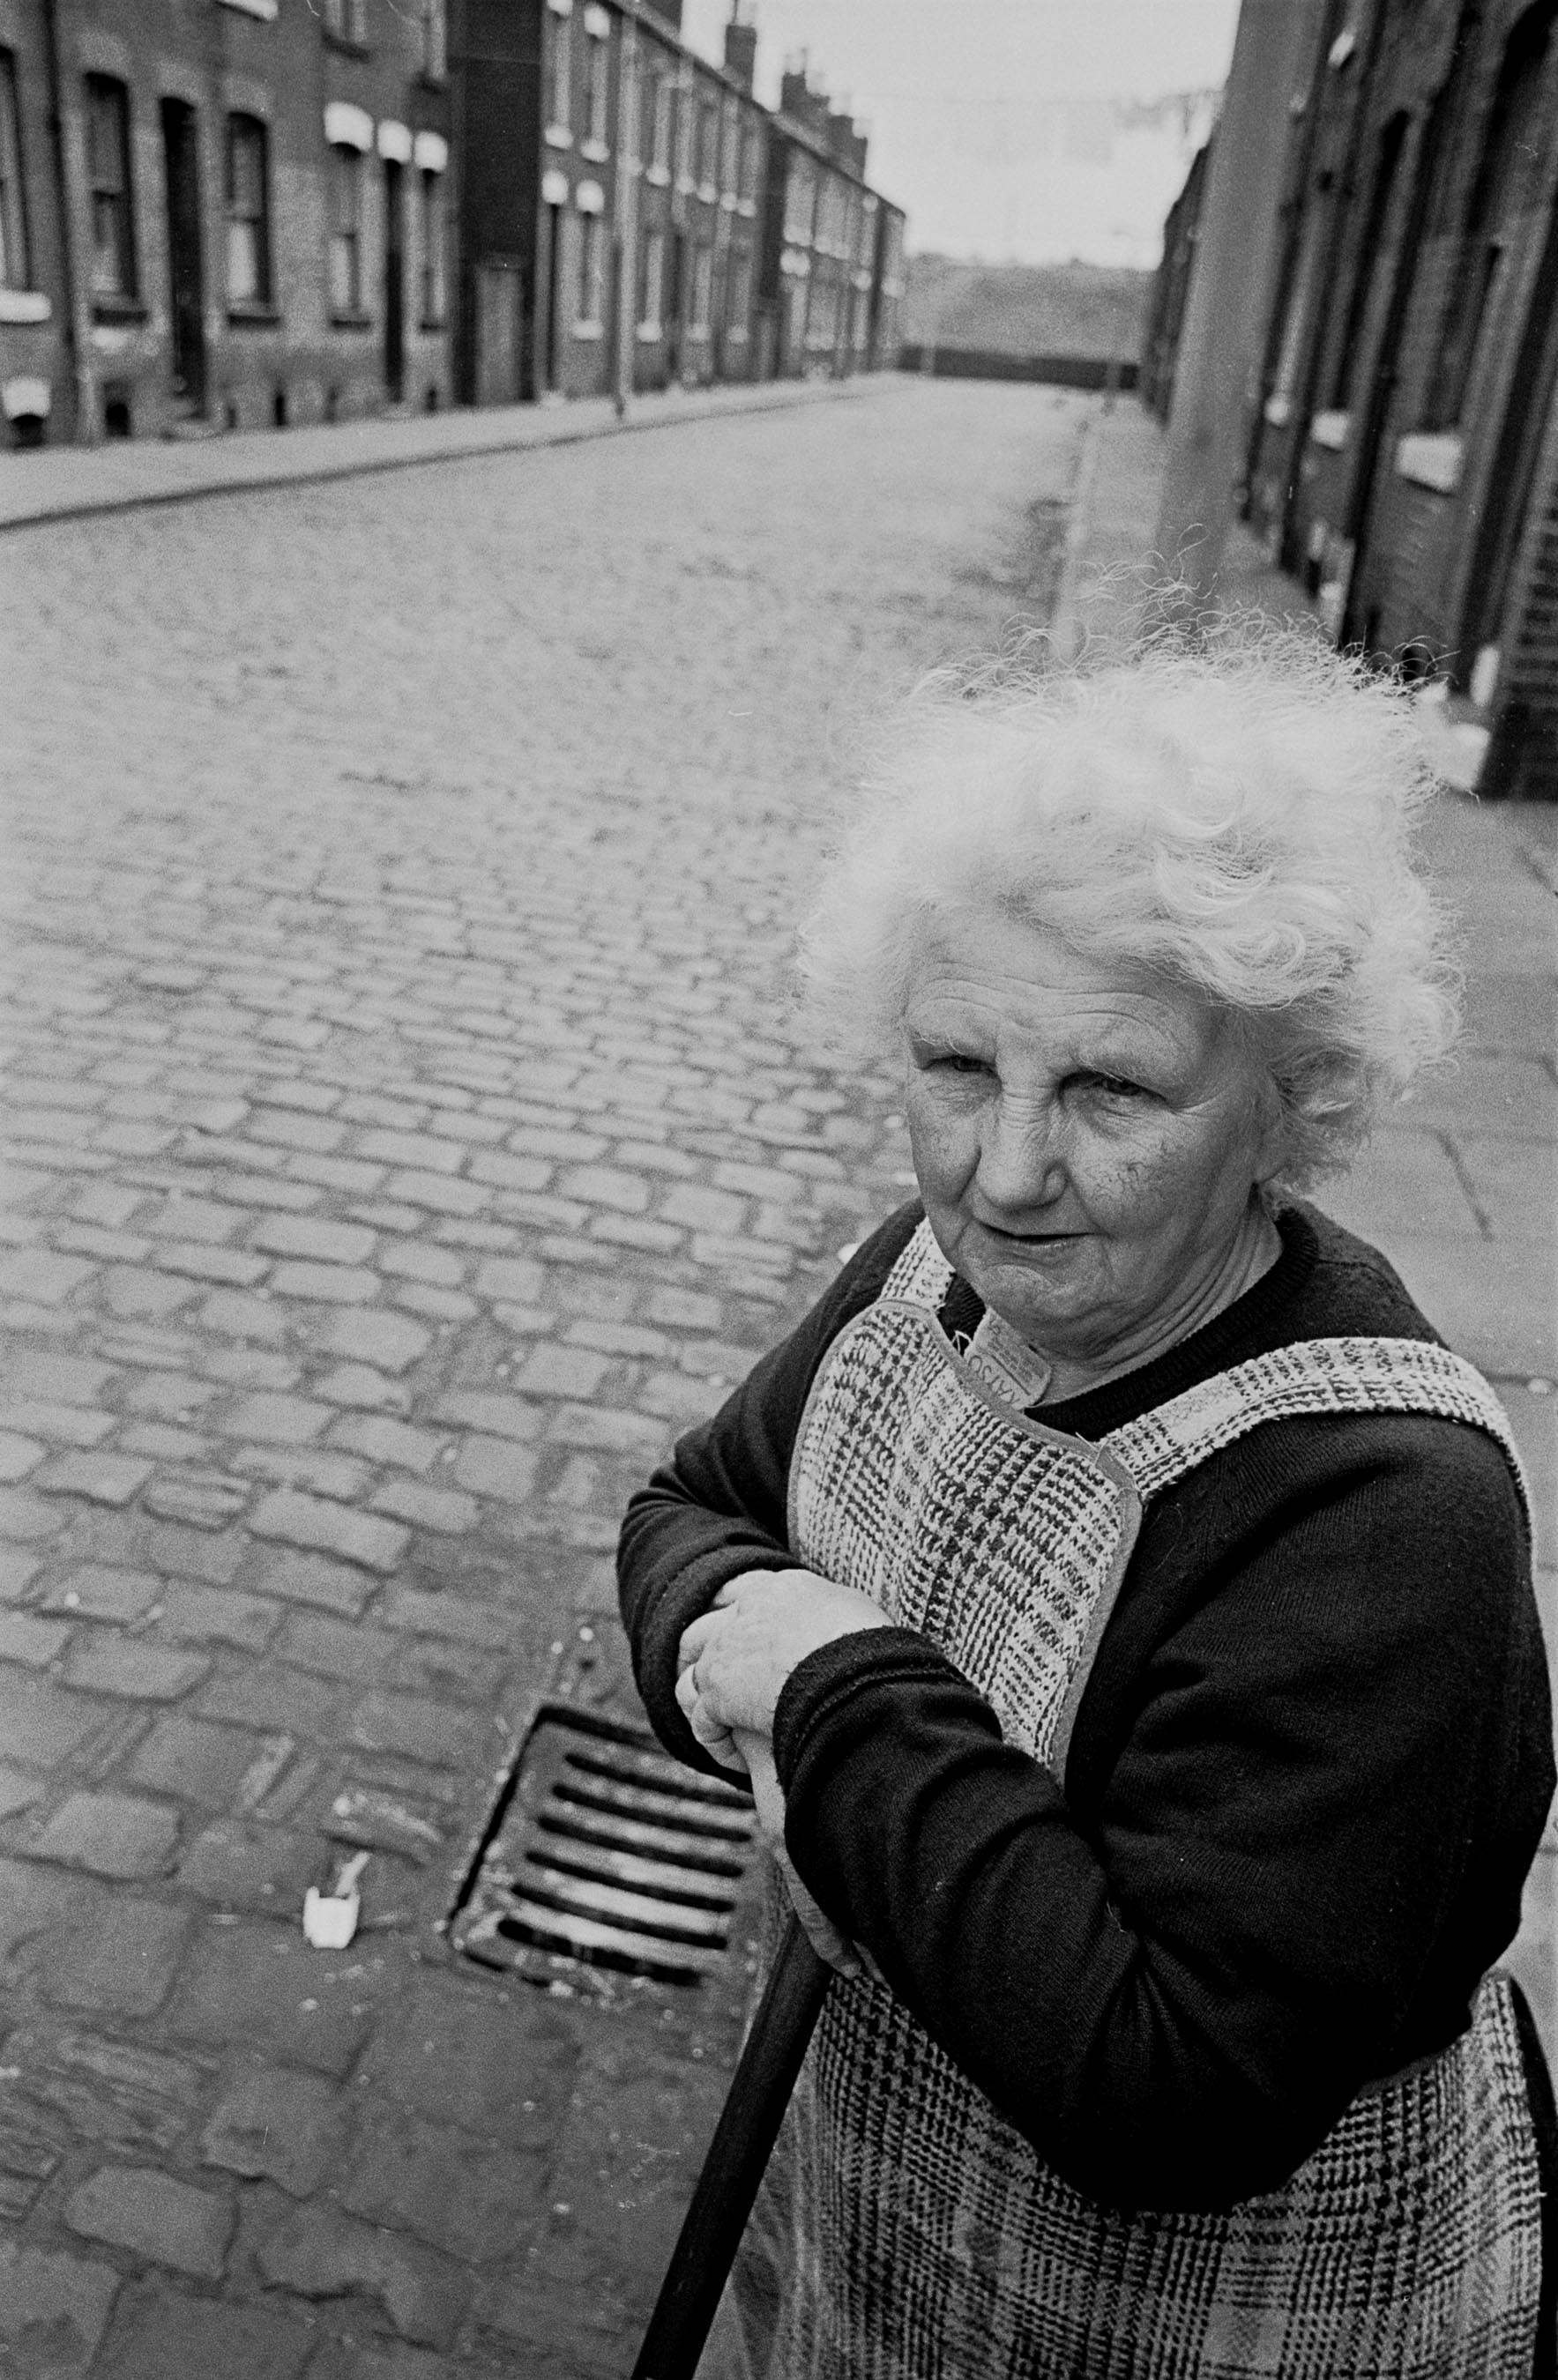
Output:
[{"xmin": 0, "ymin": 381, "xmax": 1086, "ymax": 2377}]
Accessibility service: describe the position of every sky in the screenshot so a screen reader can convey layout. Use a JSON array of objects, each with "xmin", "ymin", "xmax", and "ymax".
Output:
[{"xmin": 678, "ymin": 0, "xmax": 1242, "ymax": 269}]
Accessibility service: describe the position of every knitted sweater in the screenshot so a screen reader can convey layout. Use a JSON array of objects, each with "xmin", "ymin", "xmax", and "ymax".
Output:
[{"xmin": 617, "ymin": 1201, "xmax": 1554, "ymax": 2209}]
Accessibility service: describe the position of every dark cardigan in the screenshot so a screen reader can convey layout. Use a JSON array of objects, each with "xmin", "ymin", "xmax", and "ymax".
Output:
[{"xmin": 617, "ymin": 1202, "xmax": 1554, "ymax": 2213}]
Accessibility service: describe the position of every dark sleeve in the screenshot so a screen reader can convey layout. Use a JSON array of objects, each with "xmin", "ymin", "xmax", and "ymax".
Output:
[
  {"xmin": 616, "ymin": 1204, "xmax": 922, "ymax": 1779},
  {"xmin": 772, "ymin": 1414, "xmax": 1551, "ymax": 2211}
]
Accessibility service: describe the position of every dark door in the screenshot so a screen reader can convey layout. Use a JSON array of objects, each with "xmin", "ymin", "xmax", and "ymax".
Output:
[
  {"xmin": 160, "ymin": 100, "xmax": 206, "ymax": 414},
  {"xmin": 384, "ymin": 159, "xmax": 406, "ymax": 401},
  {"xmin": 1459, "ymin": 190, "xmax": 1558, "ymax": 668},
  {"xmin": 475, "ymin": 261, "xmax": 522, "ymax": 405},
  {"xmin": 666, "ymin": 231, "xmax": 684, "ymax": 379},
  {"xmin": 542, "ymin": 204, "xmax": 562, "ymax": 391}
]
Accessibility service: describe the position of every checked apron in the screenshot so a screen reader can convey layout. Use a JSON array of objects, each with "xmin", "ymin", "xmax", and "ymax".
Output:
[{"xmin": 718, "ymin": 1221, "xmax": 1545, "ymax": 2380}]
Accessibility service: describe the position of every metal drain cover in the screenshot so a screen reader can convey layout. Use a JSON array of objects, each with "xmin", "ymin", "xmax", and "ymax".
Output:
[{"xmin": 451, "ymin": 1707, "xmax": 764, "ymax": 1990}]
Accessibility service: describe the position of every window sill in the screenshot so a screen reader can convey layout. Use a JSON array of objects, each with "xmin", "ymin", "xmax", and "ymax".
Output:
[
  {"xmin": 1396, "ymin": 430, "xmax": 1464, "ymax": 495},
  {"xmin": 1264, "ymin": 391, "xmax": 1292, "ymax": 428},
  {"xmin": 573, "ymin": 318, "xmax": 604, "ymax": 339},
  {"xmin": 329, "ymin": 309, "xmax": 374, "ymax": 330},
  {"xmin": 227, "ymin": 301, "xmax": 281, "ymax": 324},
  {"xmin": 636, "ymin": 322, "xmax": 662, "ymax": 340},
  {"xmin": 419, "ymin": 315, "xmax": 447, "ymax": 332},
  {"xmin": 324, "ymin": 33, "xmax": 371, "ymax": 58},
  {"xmin": 580, "ymin": 138, "xmax": 609, "ymax": 163},
  {"xmin": 719, "ymin": 191, "xmax": 737, "ymax": 212},
  {"xmin": 697, "ymin": 182, "xmax": 716, "ymax": 205},
  {"xmin": 646, "ymin": 165, "xmax": 670, "ymax": 187},
  {"xmin": 0, "ymin": 288, "xmax": 52, "ymax": 324},
  {"xmin": 545, "ymin": 125, "xmax": 573, "ymax": 149},
  {"xmin": 737, "ymin": 196, "xmax": 757, "ymax": 218},
  {"xmin": 1308, "ymin": 408, "xmax": 1350, "ymax": 451},
  {"xmin": 219, "ymin": 0, "xmax": 279, "ymax": 18},
  {"xmin": 416, "ymin": 71, "xmax": 448, "ymax": 93},
  {"xmin": 91, "ymin": 295, "xmax": 146, "ymax": 322}
]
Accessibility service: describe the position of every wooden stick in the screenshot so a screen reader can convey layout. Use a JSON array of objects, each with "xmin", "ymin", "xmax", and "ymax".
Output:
[{"xmin": 630, "ymin": 1915, "xmax": 831, "ymax": 2380}]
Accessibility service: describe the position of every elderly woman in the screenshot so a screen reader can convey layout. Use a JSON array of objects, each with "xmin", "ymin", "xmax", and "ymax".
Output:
[{"xmin": 617, "ymin": 637, "xmax": 1554, "ymax": 2377}]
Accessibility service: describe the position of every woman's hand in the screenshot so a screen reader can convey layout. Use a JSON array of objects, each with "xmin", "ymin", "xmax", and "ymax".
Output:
[
  {"xmin": 675, "ymin": 1566, "xmax": 892, "ymax": 1750},
  {"xmin": 734, "ymin": 1728, "xmax": 864, "ymax": 1979}
]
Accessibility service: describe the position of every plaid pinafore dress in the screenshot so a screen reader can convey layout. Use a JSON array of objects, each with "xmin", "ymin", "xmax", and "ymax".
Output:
[{"xmin": 721, "ymin": 1220, "xmax": 1545, "ymax": 2380}]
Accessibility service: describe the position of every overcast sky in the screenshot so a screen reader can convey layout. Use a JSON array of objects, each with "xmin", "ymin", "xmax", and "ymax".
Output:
[{"xmin": 679, "ymin": 0, "xmax": 1241, "ymax": 268}]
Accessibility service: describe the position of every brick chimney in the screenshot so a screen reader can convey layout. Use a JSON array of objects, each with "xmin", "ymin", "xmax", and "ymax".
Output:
[
  {"xmin": 779, "ymin": 65, "xmax": 811, "ymax": 123},
  {"xmin": 724, "ymin": 13, "xmax": 757, "ymax": 93}
]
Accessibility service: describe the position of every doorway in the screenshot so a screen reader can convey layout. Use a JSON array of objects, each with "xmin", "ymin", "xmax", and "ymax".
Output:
[
  {"xmin": 384, "ymin": 158, "xmax": 406, "ymax": 402},
  {"xmin": 160, "ymin": 99, "xmax": 206, "ymax": 415},
  {"xmin": 1458, "ymin": 188, "xmax": 1558, "ymax": 674}
]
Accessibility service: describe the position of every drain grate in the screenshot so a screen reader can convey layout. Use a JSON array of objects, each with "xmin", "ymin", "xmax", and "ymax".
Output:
[{"xmin": 451, "ymin": 1707, "xmax": 764, "ymax": 1990}]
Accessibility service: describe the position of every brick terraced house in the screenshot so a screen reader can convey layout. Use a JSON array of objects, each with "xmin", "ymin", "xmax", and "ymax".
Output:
[
  {"xmin": 757, "ymin": 61, "xmax": 905, "ymax": 381},
  {"xmin": 0, "ymin": 0, "xmax": 453, "ymax": 447},
  {"xmin": 1, "ymin": 0, "xmax": 903, "ymax": 446},
  {"xmin": 449, "ymin": 0, "xmax": 903, "ymax": 406},
  {"xmin": 1152, "ymin": 0, "xmax": 1558, "ymax": 797}
]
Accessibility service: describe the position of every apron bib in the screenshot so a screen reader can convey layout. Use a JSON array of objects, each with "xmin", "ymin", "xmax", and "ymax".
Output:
[{"xmin": 720, "ymin": 1221, "xmax": 1543, "ymax": 2380}]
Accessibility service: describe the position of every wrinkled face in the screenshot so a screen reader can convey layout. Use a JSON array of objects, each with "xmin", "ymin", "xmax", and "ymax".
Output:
[{"xmin": 902, "ymin": 909, "xmax": 1283, "ymax": 1372}]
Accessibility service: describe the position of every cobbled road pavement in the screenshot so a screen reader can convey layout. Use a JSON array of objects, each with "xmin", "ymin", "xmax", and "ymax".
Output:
[{"xmin": 0, "ymin": 379, "xmax": 1085, "ymax": 2379}]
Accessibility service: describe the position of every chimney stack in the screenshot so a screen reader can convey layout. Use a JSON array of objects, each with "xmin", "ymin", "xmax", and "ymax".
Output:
[{"xmin": 724, "ymin": 11, "xmax": 757, "ymax": 92}]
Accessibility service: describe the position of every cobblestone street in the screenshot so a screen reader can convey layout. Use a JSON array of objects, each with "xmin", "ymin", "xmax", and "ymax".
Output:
[{"xmin": 0, "ymin": 380, "xmax": 1086, "ymax": 2378}]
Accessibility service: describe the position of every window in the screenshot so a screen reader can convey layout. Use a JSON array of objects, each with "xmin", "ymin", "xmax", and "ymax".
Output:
[
  {"xmin": 421, "ymin": 0, "xmax": 447, "ymax": 80},
  {"xmin": 621, "ymin": 51, "xmax": 638, "ymax": 164},
  {"xmin": 697, "ymin": 94, "xmax": 718, "ymax": 191},
  {"xmin": 675, "ymin": 77, "xmax": 694, "ymax": 184},
  {"xmin": 690, "ymin": 238, "xmax": 712, "ymax": 330},
  {"xmin": 329, "ymin": 143, "xmax": 363, "ymax": 314},
  {"xmin": 738, "ymin": 115, "xmax": 759, "ymax": 204},
  {"xmin": 324, "ymin": 0, "xmax": 369, "ymax": 43},
  {"xmin": 582, "ymin": 24, "xmax": 609, "ymax": 152},
  {"xmin": 784, "ymin": 153, "xmax": 815, "ymax": 245},
  {"xmin": 719, "ymin": 96, "xmax": 739, "ymax": 195},
  {"xmin": 725, "ymin": 240, "xmax": 750, "ymax": 329},
  {"xmin": 637, "ymin": 223, "xmax": 664, "ymax": 330},
  {"xmin": 807, "ymin": 278, "xmax": 839, "ymax": 347},
  {"xmin": 226, "ymin": 115, "xmax": 271, "ymax": 306},
  {"xmin": 0, "ymin": 49, "xmax": 29, "ymax": 290},
  {"xmin": 577, "ymin": 208, "xmax": 605, "ymax": 324},
  {"xmin": 548, "ymin": 13, "xmax": 572, "ymax": 134},
  {"xmin": 1423, "ymin": 1, "xmax": 1555, "ymax": 429},
  {"xmin": 419, "ymin": 167, "xmax": 445, "ymax": 322},
  {"xmin": 1327, "ymin": 113, "xmax": 1406, "ymax": 409},
  {"xmin": 816, "ymin": 175, "xmax": 846, "ymax": 255},
  {"xmin": 651, "ymin": 71, "xmax": 672, "ymax": 175},
  {"xmin": 86, "ymin": 76, "xmax": 136, "ymax": 300}
]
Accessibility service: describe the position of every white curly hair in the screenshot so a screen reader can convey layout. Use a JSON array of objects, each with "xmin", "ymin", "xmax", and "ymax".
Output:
[{"xmin": 799, "ymin": 628, "xmax": 1459, "ymax": 1189}]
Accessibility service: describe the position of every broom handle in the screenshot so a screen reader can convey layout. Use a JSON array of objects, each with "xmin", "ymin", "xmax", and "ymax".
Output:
[{"xmin": 629, "ymin": 1914, "xmax": 831, "ymax": 2380}]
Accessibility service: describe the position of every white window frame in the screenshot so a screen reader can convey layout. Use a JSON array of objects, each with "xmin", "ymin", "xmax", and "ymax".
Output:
[
  {"xmin": 328, "ymin": 141, "xmax": 365, "ymax": 316},
  {"xmin": 546, "ymin": 11, "xmax": 573, "ymax": 142},
  {"xmin": 690, "ymin": 238, "xmax": 712, "ymax": 333},
  {"xmin": 225, "ymin": 111, "xmax": 272, "ymax": 308},
  {"xmin": 581, "ymin": 12, "xmax": 610, "ymax": 158},
  {"xmin": 576, "ymin": 204, "xmax": 607, "ymax": 331}
]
